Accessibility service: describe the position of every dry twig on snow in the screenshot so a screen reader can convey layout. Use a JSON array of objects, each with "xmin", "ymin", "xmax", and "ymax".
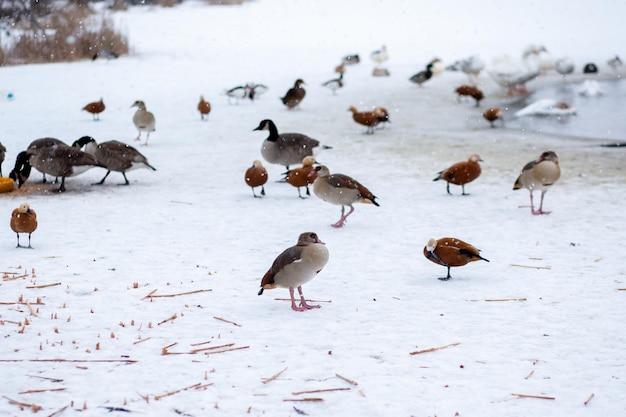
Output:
[
  {"xmin": 262, "ymin": 367, "xmax": 288, "ymax": 384},
  {"xmin": 584, "ymin": 393, "xmax": 595, "ymax": 406},
  {"xmin": 511, "ymin": 393, "xmax": 555, "ymax": 400},
  {"xmin": 410, "ymin": 342, "xmax": 460, "ymax": 355},
  {"xmin": 292, "ymin": 388, "xmax": 351, "ymax": 395},
  {"xmin": 213, "ymin": 316, "xmax": 242, "ymax": 327},
  {"xmin": 335, "ymin": 373, "xmax": 358, "ymax": 386}
]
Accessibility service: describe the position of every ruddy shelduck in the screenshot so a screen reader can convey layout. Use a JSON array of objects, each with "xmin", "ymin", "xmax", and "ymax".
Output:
[
  {"xmin": 424, "ymin": 237, "xmax": 489, "ymax": 280},
  {"xmin": 433, "ymin": 154, "xmax": 483, "ymax": 195},
  {"xmin": 10, "ymin": 202, "xmax": 38, "ymax": 248},
  {"xmin": 284, "ymin": 156, "xmax": 317, "ymax": 198},
  {"xmin": 82, "ymin": 98, "xmax": 105, "ymax": 121},
  {"xmin": 245, "ymin": 160, "xmax": 268, "ymax": 198},
  {"xmin": 197, "ymin": 95, "xmax": 211, "ymax": 120}
]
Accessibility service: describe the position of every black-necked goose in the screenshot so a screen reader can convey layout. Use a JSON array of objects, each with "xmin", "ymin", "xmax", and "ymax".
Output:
[
  {"xmin": 72, "ymin": 136, "xmax": 156, "ymax": 185},
  {"xmin": 253, "ymin": 119, "xmax": 329, "ymax": 170}
]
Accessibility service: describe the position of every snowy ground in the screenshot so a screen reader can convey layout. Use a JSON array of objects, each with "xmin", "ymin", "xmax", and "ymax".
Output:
[{"xmin": 1, "ymin": 1, "xmax": 625, "ymax": 416}]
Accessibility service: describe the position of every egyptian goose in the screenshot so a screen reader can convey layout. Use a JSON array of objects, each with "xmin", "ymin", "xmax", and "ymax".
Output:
[
  {"xmin": 455, "ymin": 85, "xmax": 484, "ymax": 107},
  {"xmin": 82, "ymin": 98, "xmax": 105, "ymax": 121},
  {"xmin": 513, "ymin": 150, "xmax": 560, "ymax": 215},
  {"xmin": 10, "ymin": 202, "xmax": 38, "ymax": 248},
  {"xmin": 370, "ymin": 45, "xmax": 388, "ymax": 64},
  {"xmin": 258, "ymin": 232, "xmax": 329, "ymax": 311},
  {"xmin": 280, "ymin": 79, "xmax": 306, "ymax": 109},
  {"xmin": 197, "ymin": 95, "xmax": 211, "ymax": 120},
  {"xmin": 245, "ymin": 160, "xmax": 268, "ymax": 198},
  {"xmin": 10, "ymin": 138, "xmax": 102, "ymax": 192},
  {"xmin": 131, "ymin": 100, "xmax": 156, "ymax": 145},
  {"xmin": 483, "ymin": 107, "xmax": 504, "ymax": 128},
  {"xmin": 433, "ymin": 154, "xmax": 482, "ymax": 195},
  {"xmin": 424, "ymin": 237, "xmax": 489, "ymax": 280},
  {"xmin": 253, "ymin": 119, "xmax": 329, "ymax": 170},
  {"xmin": 284, "ymin": 156, "xmax": 317, "ymax": 198},
  {"xmin": 409, "ymin": 63, "xmax": 434, "ymax": 87},
  {"xmin": 311, "ymin": 165, "xmax": 379, "ymax": 228},
  {"xmin": 348, "ymin": 106, "xmax": 383, "ymax": 134},
  {"xmin": 72, "ymin": 136, "xmax": 156, "ymax": 185},
  {"xmin": 0, "ymin": 142, "xmax": 5, "ymax": 176},
  {"xmin": 322, "ymin": 71, "xmax": 344, "ymax": 95}
]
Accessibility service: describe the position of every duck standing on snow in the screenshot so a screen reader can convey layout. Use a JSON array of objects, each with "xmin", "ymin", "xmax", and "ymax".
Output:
[
  {"xmin": 311, "ymin": 165, "xmax": 379, "ymax": 228},
  {"xmin": 455, "ymin": 85, "xmax": 484, "ymax": 107},
  {"xmin": 342, "ymin": 54, "xmax": 360, "ymax": 66},
  {"xmin": 131, "ymin": 100, "xmax": 156, "ymax": 145},
  {"xmin": 10, "ymin": 202, "xmax": 38, "ymax": 249},
  {"xmin": 197, "ymin": 95, "xmax": 211, "ymax": 120},
  {"xmin": 82, "ymin": 98, "xmax": 105, "ymax": 121},
  {"xmin": 244, "ymin": 160, "xmax": 268, "ymax": 198},
  {"xmin": 72, "ymin": 136, "xmax": 156, "ymax": 185},
  {"xmin": 322, "ymin": 71, "xmax": 344, "ymax": 95},
  {"xmin": 348, "ymin": 106, "xmax": 386, "ymax": 134},
  {"xmin": 258, "ymin": 232, "xmax": 329, "ymax": 312},
  {"xmin": 253, "ymin": 119, "xmax": 329, "ymax": 170},
  {"xmin": 433, "ymin": 154, "xmax": 483, "ymax": 195},
  {"xmin": 513, "ymin": 150, "xmax": 560, "ymax": 215},
  {"xmin": 284, "ymin": 156, "xmax": 317, "ymax": 199},
  {"xmin": 423, "ymin": 237, "xmax": 489, "ymax": 281},
  {"xmin": 281, "ymin": 79, "xmax": 306, "ymax": 109},
  {"xmin": 409, "ymin": 62, "xmax": 434, "ymax": 87},
  {"xmin": 483, "ymin": 107, "xmax": 504, "ymax": 128},
  {"xmin": 370, "ymin": 45, "xmax": 388, "ymax": 65}
]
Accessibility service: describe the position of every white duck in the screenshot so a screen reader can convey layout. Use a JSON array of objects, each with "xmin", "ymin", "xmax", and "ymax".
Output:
[
  {"xmin": 447, "ymin": 55, "xmax": 485, "ymax": 85},
  {"xmin": 578, "ymin": 79, "xmax": 603, "ymax": 97}
]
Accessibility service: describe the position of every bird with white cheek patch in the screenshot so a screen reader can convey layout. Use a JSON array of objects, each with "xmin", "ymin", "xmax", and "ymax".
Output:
[{"xmin": 258, "ymin": 232, "xmax": 329, "ymax": 312}]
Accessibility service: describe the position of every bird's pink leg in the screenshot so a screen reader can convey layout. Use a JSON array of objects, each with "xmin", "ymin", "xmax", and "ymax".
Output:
[
  {"xmin": 331, "ymin": 205, "xmax": 355, "ymax": 228},
  {"xmin": 297, "ymin": 286, "xmax": 320, "ymax": 310},
  {"xmin": 533, "ymin": 191, "xmax": 551, "ymax": 215},
  {"xmin": 289, "ymin": 287, "xmax": 306, "ymax": 311}
]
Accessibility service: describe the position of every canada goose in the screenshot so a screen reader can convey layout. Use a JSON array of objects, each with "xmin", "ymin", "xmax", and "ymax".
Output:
[
  {"xmin": 10, "ymin": 138, "xmax": 102, "ymax": 192},
  {"xmin": 253, "ymin": 119, "xmax": 329, "ymax": 170},
  {"xmin": 72, "ymin": 136, "xmax": 156, "ymax": 185}
]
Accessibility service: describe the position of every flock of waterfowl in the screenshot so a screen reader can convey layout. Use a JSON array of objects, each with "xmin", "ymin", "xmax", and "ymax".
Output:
[{"xmin": 2, "ymin": 42, "xmax": 620, "ymax": 312}]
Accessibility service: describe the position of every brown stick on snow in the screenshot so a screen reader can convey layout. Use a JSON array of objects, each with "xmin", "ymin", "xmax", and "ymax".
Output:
[
  {"xmin": 2, "ymin": 396, "xmax": 43, "ymax": 412},
  {"xmin": 335, "ymin": 373, "xmax": 358, "ymax": 386},
  {"xmin": 283, "ymin": 398, "xmax": 324, "ymax": 402},
  {"xmin": 26, "ymin": 282, "xmax": 62, "ymax": 289},
  {"xmin": 511, "ymin": 393, "xmax": 555, "ymax": 400},
  {"xmin": 292, "ymin": 388, "xmax": 351, "ymax": 395},
  {"xmin": 141, "ymin": 289, "xmax": 158, "ymax": 300},
  {"xmin": 213, "ymin": 316, "xmax": 242, "ymax": 327},
  {"xmin": 0, "ymin": 359, "xmax": 136, "ymax": 363},
  {"xmin": 410, "ymin": 342, "xmax": 460, "ymax": 355},
  {"xmin": 204, "ymin": 346, "xmax": 250, "ymax": 355},
  {"xmin": 262, "ymin": 367, "xmax": 288, "ymax": 384},
  {"xmin": 510, "ymin": 264, "xmax": 551, "ymax": 270},
  {"xmin": 154, "ymin": 382, "xmax": 203, "ymax": 401},
  {"xmin": 18, "ymin": 388, "xmax": 67, "ymax": 395},
  {"xmin": 275, "ymin": 298, "xmax": 332, "ymax": 303},
  {"xmin": 146, "ymin": 289, "xmax": 213, "ymax": 298},
  {"xmin": 525, "ymin": 370, "xmax": 534, "ymax": 380},
  {"xmin": 584, "ymin": 393, "xmax": 595, "ymax": 406},
  {"xmin": 157, "ymin": 313, "xmax": 178, "ymax": 325},
  {"xmin": 47, "ymin": 404, "xmax": 70, "ymax": 417}
]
